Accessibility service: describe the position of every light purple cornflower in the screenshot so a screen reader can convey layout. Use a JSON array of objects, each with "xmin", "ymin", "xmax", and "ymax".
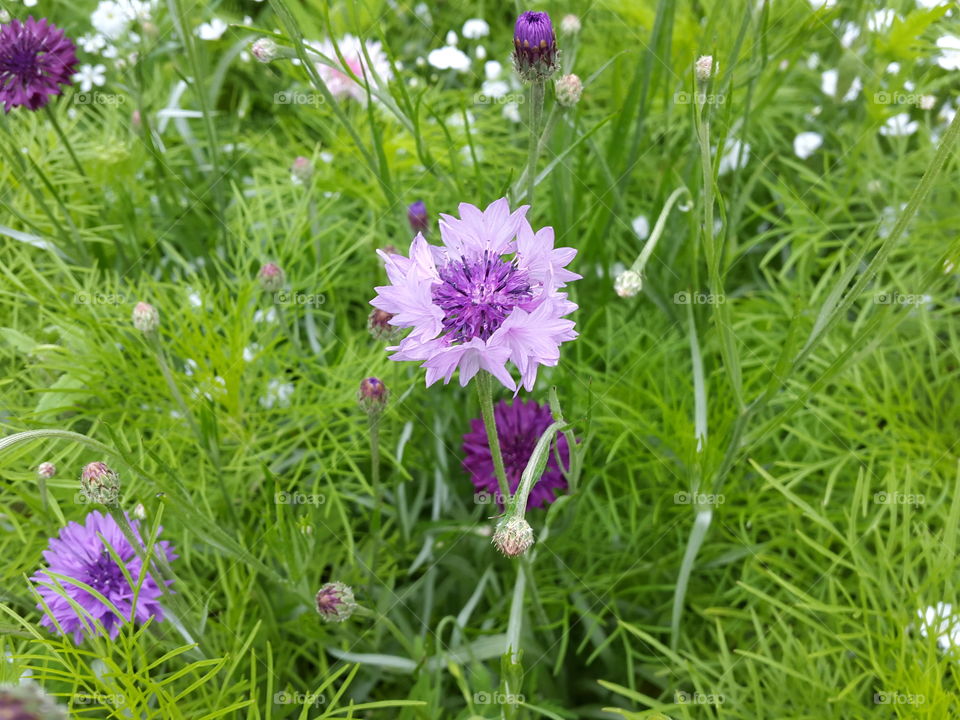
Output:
[
  {"xmin": 31, "ymin": 510, "xmax": 175, "ymax": 644},
  {"xmin": 370, "ymin": 198, "xmax": 579, "ymax": 392},
  {"xmin": 0, "ymin": 17, "xmax": 77, "ymax": 112},
  {"xmin": 463, "ymin": 398, "xmax": 569, "ymax": 509}
]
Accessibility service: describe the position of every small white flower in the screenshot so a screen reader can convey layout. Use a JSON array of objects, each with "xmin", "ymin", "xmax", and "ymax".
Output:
[
  {"xmin": 631, "ymin": 214, "xmax": 650, "ymax": 240},
  {"xmin": 484, "ymin": 60, "xmax": 502, "ymax": 80},
  {"xmin": 427, "ymin": 45, "xmax": 471, "ymax": 72},
  {"xmin": 480, "ymin": 79, "xmax": 509, "ymax": 99},
  {"xmin": 879, "ymin": 113, "xmax": 919, "ymax": 137},
  {"xmin": 253, "ymin": 307, "xmax": 278, "ymax": 324},
  {"xmin": 718, "ymin": 138, "xmax": 750, "ymax": 175},
  {"xmin": 413, "ymin": 2, "xmax": 431, "ymax": 24},
  {"xmin": 919, "ymin": 95, "xmax": 936, "ymax": 111},
  {"xmin": 445, "ymin": 30, "xmax": 458, "ymax": 46},
  {"xmin": 92, "ymin": 1, "xmax": 131, "ymax": 40},
  {"xmin": 820, "ymin": 69, "xmax": 861, "ymax": 102},
  {"xmin": 917, "ymin": 603, "xmax": 960, "ymax": 652},
  {"xmin": 936, "ymin": 35, "xmax": 960, "ymax": 71},
  {"xmin": 462, "ymin": 18, "xmax": 490, "ymax": 39},
  {"xmin": 197, "ymin": 18, "xmax": 228, "ymax": 40},
  {"xmin": 839, "ymin": 22, "xmax": 859, "ymax": 48},
  {"xmin": 808, "ymin": 0, "xmax": 835, "ymax": 7},
  {"xmin": 867, "ymin": 9, "xmax": 896, "ymax": 33},
  {"xmin": 73, "ymin": 64, "xmax": 107, "ymax": 92},
  {"xmin": 79, "ymin": 34, "xmax": 108, "ymax": 53},
  {"xmin": 502, "ymin": 101, "xmax": 521, "ymax": 123},
  {"xmin": 793, "ymin": 131, "xmax": 823, "ymax": 159},
  {"xmin": 259, "ymin": 379, "xmax": 295, "ymax": 409}
]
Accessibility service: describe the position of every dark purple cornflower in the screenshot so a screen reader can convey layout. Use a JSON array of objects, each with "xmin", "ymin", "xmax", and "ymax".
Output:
[
  {"xmin": 407, "ymin": 200, "xmax": 429, "ymax": 234},
  {"xmin": 0, "ymin": 17, "xmax": 77, "ymax": 112},
  {"xmin": 431, "ymin": 251, "xmax": 532, "ymax": 342},
  {"xmin": 513, "ymin": 11, "xmax": 558, "ymax": 83},
  {"xmin": 463, "ymin": 398, "xmax": 569, "ymax": 509},
  {"xmin": 31, "ymin": 510, "xmax": 176, "ymax": 644}
]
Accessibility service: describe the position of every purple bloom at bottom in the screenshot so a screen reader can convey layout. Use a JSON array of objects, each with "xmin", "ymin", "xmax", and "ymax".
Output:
[
  {"xmin": 0, "ymin": 17, "xmax": 77, "ymax": 112},
  {"xmin": 31, "ymin": 510, "xmax": 175, "ymax": 644},
  {"xmin": 463, "ymin": 398, "xmax": 569, "ymax": 509}
]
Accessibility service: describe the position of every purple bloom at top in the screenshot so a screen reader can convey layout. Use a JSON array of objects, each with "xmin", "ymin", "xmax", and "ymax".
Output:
[
  {"xmin": 0, "ymin": 17, "xmax": 77, "ymax": 112},
  {"xmin": 513, "ymin": 11, "xmax": 558, "ymax": 82},
  {"xmin": 370, "ymin": 198, "xmax": 579, "ymax": 392},
  {"xmin": 407, "ymin": 200, "xmax": 429, "ymax": 234},
  {"xmin": 31, "ymin": 510, "xmax": 175, "ymax": 644},
  {"xmin": 463, "ymin": 398, "xmax": 569, "ymax": 509}
]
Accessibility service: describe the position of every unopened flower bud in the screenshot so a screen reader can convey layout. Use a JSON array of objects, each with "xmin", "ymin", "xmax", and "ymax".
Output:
[
  {"xmin": 0, "ymin": 680, "xmax": 68, "ymax": 720},
  {"xmin": 290, "ymin": 155, "xmax": 312, "ymax": 184},
  {"xmin": 368, "ymin": 308, "xmax": 398, "ymax": 340},
  {"xmin": 37, "ymin": 462, "xmax": 56, "ymax": 479},
  {"xmin": 132, "ymin": 301, "xmax": 160, "ymax": 333},
  {"xmin": 513, "ymin": 11, "xmax": 558, "ymax": 83},
  {"xmin": 555, "ymin": 73, "xmax": 582, "ymax": 107},
  {"xmin": 358, "ymin": 377, "xmax": 388, "ymax": 413},
  {"xmin": 614, "ymin": 270, "xmax": 643, "ymax": 298},
  {"xmin": 493, "ymin": 516, "xmax": 534, "ymax": 557},
  {"xmin": 315, "ymin": 582, "xmax": 356, "ymax": 622},
  {"xmin": 251, "ymin": 37, "xmax": 279, "ymax": 63},
  {"xmin": 257, "ymin": 263, "xmax": 285, "ymax": 293},
  {"xmin": 133, "ymin": 502, "xmax": 146, "ymax": 520},
  {"xmin": 560, "ymin": 14, "xmax": 581, "ymax": 35},
  {"xmin": 695, "ymin": 55, "xmax": 715, "ymax": 83},
  {"xmin": 407, "ymin": 200, "xmax": 429, "ymax": 234},
  {"xmin": 80, "ymin": 461, "xmax": 120, "ymax": 505}
]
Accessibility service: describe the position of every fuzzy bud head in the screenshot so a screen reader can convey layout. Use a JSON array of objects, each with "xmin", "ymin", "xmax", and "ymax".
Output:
[
  {"xmin": 493, "ymin": 516, "xmax": 534, "ymax": 557},
  {"xmin": 695, "ymin": 55, "xmax": 715, "ymax": 83},
  {"xmin": 80, "ymin": 461, "xmax": 120, "ymax": 505},
  {"xmin": 555, "ymin": 73, "xmax": 582, "ymax": 107},
  {"xmin": 368, "ymin": 308, "xmax": 398, "ymax": 341},
  {"xmin": 257, "ymin": 263, "xmax": 285, "ymax": 293},
  {"xmin": 290, "ymin": 156, "xmax": 312, "ymax": 184},
  {"xmin": 133, "ymin": 502, "xmax": 146, "ymax": 520},
  {"xmin": 315, "ymin": 582, "xmax": 356, "ymax": 622},
  {"xmin": 560, "ymin": 14, "xmax": 581, "ymax": 35},
  {"xmin": 614, "ymin": 270, "xmax": 643, "ymax": 298},
  {"xmin": 37, "ymin": 462, "xmax": 56, "ymax": 480},
  {"xmin": 132, "ymin": 301, "xmax": 160, "ymax": 333},
  {"xmin": 513, "ymin": 11, "xmax": 558, "ymax": 83},
  {"xmin": 251, "ymin": 37, "xmax": 279, "ymax": 63},
  {"xmin": 358, "ymin": 377, "xmax": 389, "ymax": 413}
]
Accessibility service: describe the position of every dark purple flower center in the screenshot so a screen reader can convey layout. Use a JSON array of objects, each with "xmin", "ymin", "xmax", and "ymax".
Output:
[
  {"xmin": 84, "ymin": 550, "xmax": 127, "ymax": 596},
  {"xmin": 432, "ymin": 252, "xmax": 531, "ymax": 342}
]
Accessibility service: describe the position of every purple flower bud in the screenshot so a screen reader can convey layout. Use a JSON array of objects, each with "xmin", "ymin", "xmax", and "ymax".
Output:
[
  {"xmin": 37, "ymin": 462, "xmax": 56, "ymax": 479},
  {"xmin": 257, "ymin": 263, "xmax": 284, "ymax": 293},
  {"xmin": 290, "ymin": 156, "xmax": 312, "ymax": 184},
  {"xmin": 132, "ymin": 301, "xmax": 160, "ymax": 333},
  {"xmin": 513, "ymin": 11, "xmax": 558, "ymax": 83},
  {"xmin": 251, "ymin": 37, "xmax": 278, "ymax": 63},
  {"xmin": 407, "ymin": 200, "xmax": 429, "ymax": 234},
  {"xmin": 80, "ymin": 461, "xmax": 120, "ymax": 505},
  {"xmin": 368, "ymin": 308, "xmax": 398, "ymax": 341},
  {"xmin": 315, "ymin": 582, "xmax": 356, "ymax": 622},
  {"xmin": 358, "ymin": 377, "xmax": 388, "ymax": 413},
  {"xmin": 492, "ymin": 516, "xmax": 534, "ymax": 557}
]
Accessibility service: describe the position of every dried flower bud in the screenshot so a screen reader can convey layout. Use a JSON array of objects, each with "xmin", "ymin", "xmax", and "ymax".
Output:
[
  {"xmin": 315, "ymin": 582, "xmax": 356, "ymax": 622},
  {"xmin": 290, "ymin": 156, "xmax": 312, "ymax": 184},
  {"xmin": 368, "ymin": 308, "xmax": 398, "ymax": 340},
  {"xmin": 407, "ymin": 200, "xmax": 429, "ymax": 234},
  {"xmin": 695, "ymin": 55, "xmax": 715, "ymax": 83},
  {"xmin": 358, "ymin": 377, "xmax": 388, "ymax": 413},
  {"xmin": 80, "ymin": 461, "xmax": 120, "ymax": 506},
  {"xmin": 251, "ymin": 37, "xmax": 279, "ymax": 63},
  {"xmin": 132, "ymin": 301, "xmax": 160, "ymax": 333},
  {"xmin": 37, "ymin": 462, "xmax": 56, "ymax": 480},
  {"xmin": 614, "ymin": 270, "xmax": 643, "ymax": 298},
  {"xmin": 555, "ymin": 73, "xmax": 582, "ymax": 107},
  {"xmin": 0, "ymin": 681, "xmax": 69, "ymax": 720},
  {"xmin": 257, "ymin": 263, "xmax": 285, "ymax": 293},
  {"xmin": 133, "ymin": 502, "xmax": 146, "ymax": 520},
  {"xmin": 493, "ymin": 516, "xmax": 534, "ymax": 557},
  {"xmin": 513, "ymin": 11, "xmax": 558, "ymax": 83},
  {"xmin": 560, "ymin": 14, "xmax": 581, "ymax": 35}
]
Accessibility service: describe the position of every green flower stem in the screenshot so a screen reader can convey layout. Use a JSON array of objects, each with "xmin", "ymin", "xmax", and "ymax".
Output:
[
  {"xmin": 475, "ymin": 371, "xmax": 510, "ymax": 504},
  {"xmin": 525, "ymin": 80, "xmax": 546, "ymax": 207},
  {"xmin": 630, "ymin": 186, "xmax": 692, "ymax": 274},
  {"xmin": 368, "ymin": 411, "xmax": 383, "ymax": 587},
  {"xmin": 43, "ymin": 105, "xmax": 87, "ymax": 178}
]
